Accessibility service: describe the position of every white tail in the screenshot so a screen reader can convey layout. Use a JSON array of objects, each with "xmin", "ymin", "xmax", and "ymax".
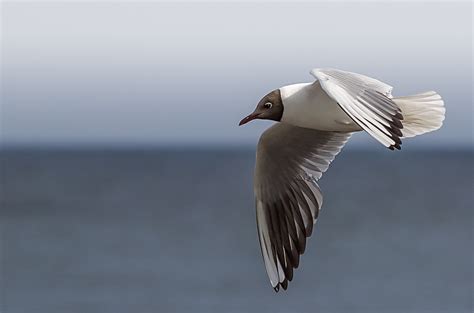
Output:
[{"xmin": 393, "ymin": 91, "xmax": 445, "ymax": 138}]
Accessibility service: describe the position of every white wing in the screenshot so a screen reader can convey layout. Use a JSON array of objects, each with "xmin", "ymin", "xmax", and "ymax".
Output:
[
  {"xmin": 311, "ymin": 68, "xmax": 404, "ymax": 150},
  {"xmin": 254, "ymin": 123, "xmax": 351, "ymax": 291}
]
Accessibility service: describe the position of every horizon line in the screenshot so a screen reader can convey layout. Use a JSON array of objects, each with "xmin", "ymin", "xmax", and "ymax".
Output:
[{"xmin": 1, "ymin": 142, "xmax": 472, "ymax": 152}]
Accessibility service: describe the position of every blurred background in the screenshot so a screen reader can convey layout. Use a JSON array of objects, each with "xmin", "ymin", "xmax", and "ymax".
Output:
[{"xmin": 1, "ymin": 1, "xmax": 472, "ymax": 313}]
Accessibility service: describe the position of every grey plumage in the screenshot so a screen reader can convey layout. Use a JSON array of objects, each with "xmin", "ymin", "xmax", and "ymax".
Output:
[{"xmin": 254, "ymin": 123, "xmax": 351, "ymax": 291}]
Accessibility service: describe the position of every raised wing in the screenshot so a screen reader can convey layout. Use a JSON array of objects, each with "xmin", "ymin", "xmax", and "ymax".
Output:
[
  {"xmin": 311, "ymin": 68, "xmax": 404, "ymax": 150},
  {"xmin": 254, "ymin": 123, "xmax": 351, "ymax": 291}
]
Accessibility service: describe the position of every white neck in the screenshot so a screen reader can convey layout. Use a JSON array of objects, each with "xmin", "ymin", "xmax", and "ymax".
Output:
[{"xmin": 279, "ymin": 82, "xmax": 313, "ymax": 125}]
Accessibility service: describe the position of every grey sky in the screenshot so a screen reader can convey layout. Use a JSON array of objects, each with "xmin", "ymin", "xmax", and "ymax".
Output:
[{"xmin": 1, "ymin": 1, "xmax": 472, "ymax": 147}]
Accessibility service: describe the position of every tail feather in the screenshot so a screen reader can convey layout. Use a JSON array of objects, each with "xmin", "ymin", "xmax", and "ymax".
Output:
[{"xmin": 393, "ymin": 91, "xmax": 445, "ymax": 138}]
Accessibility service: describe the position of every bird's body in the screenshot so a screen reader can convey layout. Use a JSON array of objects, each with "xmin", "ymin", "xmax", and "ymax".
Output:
[
  {"xmin": 239, "ymin": 68, "xmax": 445, "ymax": 292},
  {"xmin": 280, "ymin": 82, "xmax": 361, "ymax": 131}
]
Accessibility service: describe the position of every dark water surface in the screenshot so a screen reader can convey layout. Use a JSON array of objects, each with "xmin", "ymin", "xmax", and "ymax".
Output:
[{"xmin": 1, "ymin": 149, "xmax": 472, "ymax": 313}]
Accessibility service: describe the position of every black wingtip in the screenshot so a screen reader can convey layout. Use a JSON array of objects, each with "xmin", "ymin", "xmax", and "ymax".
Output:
[
  {"xmin": 388, "ymin": 143, "xmax": 402, "ymax": 150},
  {"xmin": 273, "ymin": 280, "xmax": 289, "ymax": 292}
]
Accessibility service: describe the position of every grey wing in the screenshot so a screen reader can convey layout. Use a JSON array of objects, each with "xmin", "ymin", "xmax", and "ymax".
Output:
[
  {"xmin": 254, "ymin": 123, "xmax": 351, "ymax": 291},
  {"xmin": 311, "ymin": 68, "xmax": 404, "ymax": 150}
]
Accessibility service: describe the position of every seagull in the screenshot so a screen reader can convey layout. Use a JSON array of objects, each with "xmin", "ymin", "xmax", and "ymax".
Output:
[{"xmin": 238, "ymin": 68, "xmax": 445, "ymax": 292}]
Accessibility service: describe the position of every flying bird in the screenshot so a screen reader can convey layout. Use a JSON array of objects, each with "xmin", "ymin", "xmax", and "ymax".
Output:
[{"xmin": 239, "ymin": 68, "xmax": 445, "ymax": 291}]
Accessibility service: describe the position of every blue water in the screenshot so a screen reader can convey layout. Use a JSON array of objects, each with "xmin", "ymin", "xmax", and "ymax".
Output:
[{"xmin": 1, "ymin": 149, "xmax": 472, "ymax": 313}]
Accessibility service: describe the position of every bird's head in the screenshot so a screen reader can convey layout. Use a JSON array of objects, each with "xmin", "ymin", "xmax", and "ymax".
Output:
[{"xmin": 239, "ymin": 89, "xmax": 284, "ymax": 126}]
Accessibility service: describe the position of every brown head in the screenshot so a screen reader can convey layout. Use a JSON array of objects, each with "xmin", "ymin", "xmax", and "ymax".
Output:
[{"xmin": 239, "ymin": 89, "xmax": 284, "ymax": 126}]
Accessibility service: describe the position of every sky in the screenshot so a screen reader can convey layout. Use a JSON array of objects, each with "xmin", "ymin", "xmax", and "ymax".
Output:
[{"xmin": 1, "ymin": 1, "xmax": 472, "ymax": 147}]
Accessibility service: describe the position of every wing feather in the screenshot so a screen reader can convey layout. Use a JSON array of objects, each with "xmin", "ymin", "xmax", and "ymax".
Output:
[
  {"xmin": 255, "ymin": 123, "xmax": 351, "ymax": 291},
  {"xmin": 311, "ymin": 68, "xmax": 404, "ymax": 150}
]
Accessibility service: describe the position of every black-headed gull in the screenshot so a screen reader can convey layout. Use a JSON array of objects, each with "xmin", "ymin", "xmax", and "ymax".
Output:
[{"xmin": 239, "ymin": 68, "xmax": 445, "ymax": 291}]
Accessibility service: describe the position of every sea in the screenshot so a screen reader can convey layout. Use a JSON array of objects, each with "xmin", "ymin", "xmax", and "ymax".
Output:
[{"xmin": 1, "ymin": 148, "xmax": 472, "ymax": 313}]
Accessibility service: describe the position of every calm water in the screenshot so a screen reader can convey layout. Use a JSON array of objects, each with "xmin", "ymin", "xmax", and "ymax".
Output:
[{"xmin": 1, "ymin": 149, "xmax": 472, "ymax": 313}]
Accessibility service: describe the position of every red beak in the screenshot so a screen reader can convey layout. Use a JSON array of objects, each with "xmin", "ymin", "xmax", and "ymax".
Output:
[{"xmin": 239, "ymin": 113, "xmax": 261, "ymax": 126}]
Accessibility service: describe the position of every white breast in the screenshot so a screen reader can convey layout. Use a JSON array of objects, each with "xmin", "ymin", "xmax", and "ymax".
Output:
[{"xmin": 279, "ymin": 82, "xmax": 362, "ymax": 132}]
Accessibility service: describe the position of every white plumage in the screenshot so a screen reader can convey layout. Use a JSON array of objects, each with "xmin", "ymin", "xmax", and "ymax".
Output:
[{"xmin": 393, "ymin": 91, "xmax": 445, "ymax": 138}]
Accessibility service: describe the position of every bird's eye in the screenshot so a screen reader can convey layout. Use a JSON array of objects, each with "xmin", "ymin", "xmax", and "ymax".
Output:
[{"xmin": 264, "ymin": 102, "xmax": 272, "ymax": 109}]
